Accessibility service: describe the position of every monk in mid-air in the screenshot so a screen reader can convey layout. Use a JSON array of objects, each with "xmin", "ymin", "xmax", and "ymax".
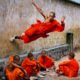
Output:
[
  {"xmin": 10, "ymin": 0, "xmax": 65, "ymax": 43},
  {"xmin": 57, "ymin": 52, "xmax": 79, "ymax": 77},
  {"xmin": 21, "ymin": 52, "xmax": 40, "ymax": 77},
  {"xmin": 38, "ymin": 51, "xmax": 55, "ymax": 71}
]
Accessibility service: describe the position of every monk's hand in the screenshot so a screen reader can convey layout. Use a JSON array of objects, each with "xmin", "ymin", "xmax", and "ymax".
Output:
[
  {"xmin": 36, "ymin": 61, "xmax": 40, "ymax": 67},
  {"xmin": 61, "ymin": 16, "xmax": 65, "ymax": 27},
  {"xmin": 61, "ymin": 16, "xmax": 65, "ymax": 22},
  {"xmin": 32, "ymin": 0, "xmax": 35, "ymax": 4},
  {"xmin": 21, "ymin": 33, "xmax": 25, "ymax": 36},
  {"xmin": 53, "ymin": 65, "xmax": 56, "ymax": 71}
]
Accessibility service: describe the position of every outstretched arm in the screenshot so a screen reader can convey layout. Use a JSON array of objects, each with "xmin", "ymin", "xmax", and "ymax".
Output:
[
  {"xmin": 61, "ymin": 16, "xmax": 65, "ymax": 26},
  {"xmin": 32, "ymin": 0, "xmax": 46, "ymax": 19}
]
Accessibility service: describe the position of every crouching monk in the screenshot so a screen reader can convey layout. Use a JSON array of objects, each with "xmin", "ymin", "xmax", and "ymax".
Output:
[
  {"xmin": 38, "ymin": 51, "xmax": 55, "ymax": 71},
  {"xmin": 10, "ymin": 0, "xmax": 65, "ymax": 43},
  {"xmin": 57, "ymin": 52, "xmax": 79, "ymax": 77},
  {"xmin": 5, "ymin": 55, "xmax": 29, "ymax": 80},
  {"xmin": 21, "ymin": 52, "xmax": 40, "ymax": 77}
]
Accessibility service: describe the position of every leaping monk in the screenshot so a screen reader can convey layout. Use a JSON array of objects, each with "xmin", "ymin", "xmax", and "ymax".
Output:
[{"xmin": 10, "ymin": 0, "xmax": 65, "ymax": 43}]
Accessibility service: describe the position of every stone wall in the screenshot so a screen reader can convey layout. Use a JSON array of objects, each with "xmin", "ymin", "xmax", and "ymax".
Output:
[{"xmin": 0, "ymin": 0, "xmax": 80, "ymax": 57}]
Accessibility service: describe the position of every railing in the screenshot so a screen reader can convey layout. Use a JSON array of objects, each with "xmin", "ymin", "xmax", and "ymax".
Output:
[
  {"xmin": 0, "ymin": 44, "xmax": 70, "ymax": 65},
  {"xmin": 33, "ymin": 44, "xmax": 70, "ymax": 60}
]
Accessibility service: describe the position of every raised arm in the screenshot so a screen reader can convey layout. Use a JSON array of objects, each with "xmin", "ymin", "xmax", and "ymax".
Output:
[
  {"xmin": 32, "ymin": 0, "xmax": 46, "ymax": 19},
  {"xmin": 61, "ymin": 16, "xmax": 65, "ymax": 26}
]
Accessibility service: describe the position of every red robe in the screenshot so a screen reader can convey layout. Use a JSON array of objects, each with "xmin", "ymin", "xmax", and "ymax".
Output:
[
  {"xmin": 38, "ymin": 55, "xmax": 54, "ymax": 69},
  {"xmin": 20, "ymin": 20, "xmax": 65, "ymax": 43},
  {"xmin": 21, "ymin": 58, "xmax": 40, "ymax": 77},
  {"xmin": 58, "ymin": 59, "xmax": 79, "ymax": 77}
]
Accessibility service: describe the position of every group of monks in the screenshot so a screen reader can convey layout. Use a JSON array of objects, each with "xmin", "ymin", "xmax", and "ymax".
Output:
[
  {"xmin": 5, "ymin": 51, "xmax": 54, "ymax": 80},
  {"xmin": 5, "ymin": 51, "xmax": 79, "ymax": 80}
]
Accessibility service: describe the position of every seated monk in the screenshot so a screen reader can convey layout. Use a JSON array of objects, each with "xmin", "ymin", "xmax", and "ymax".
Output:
[
  {"xmin": 57, "ymin": 52, "xmax": 79, "ymax": 77},
  {"xmin": 21, "ymin": 52, "xmax": 40, "ymax": 77},
  {"xmin": 38, "ymin": 51, "xmax": 55, "ymax": 71},
  {"xmin": 5, "ymin": 55, "xmax": 29, "ymax": 80},
  {"xmin": 7, "ymin": 55, "xmax": 27, "ymax": 74},
  {"xmin": 10, "ymin": 0, "xmax": 65, "ymax": 43}
]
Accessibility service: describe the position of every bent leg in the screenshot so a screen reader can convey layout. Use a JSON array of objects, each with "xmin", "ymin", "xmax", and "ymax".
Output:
[{"xmin": 59, "ymin": 65, "xmax": 70, "ymax": 77}]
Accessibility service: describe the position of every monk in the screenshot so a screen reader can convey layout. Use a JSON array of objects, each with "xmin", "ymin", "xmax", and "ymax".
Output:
[
  {"xmin": 57, "ymin": 52, "xmax": 79, "ymax": 77},
  {"xmin": 8, "ymin": 55, "xmax": 27, "ymax": 73},
  {"xmin": 10, "ymin": 0, "xmax": 65, "ymax": 43},
  {"xmin": 5, "ymin": 55, "xmax": 29, "ymax": 80},
  {"xmin": 38, "ymin": 51, "xmax": 55, "ymax": 71},
  {"xmin": 21, "ymin": 52, "xmax": 40, "ymax": 77}
]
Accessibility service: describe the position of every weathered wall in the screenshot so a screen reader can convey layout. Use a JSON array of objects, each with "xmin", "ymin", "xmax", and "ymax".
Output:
[{"xmin": 0, "ymin": 0, "xmax": 80, "ymax": 57}]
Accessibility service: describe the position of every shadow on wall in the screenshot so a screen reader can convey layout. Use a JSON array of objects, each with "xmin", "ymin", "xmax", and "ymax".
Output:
[
  {"xmin": 69, "ymin": 26, "xmax": 80, "ymax": 50},
  {"xmin": 59, "ymin": 0, "xmax": 80, "ymax": 6}
]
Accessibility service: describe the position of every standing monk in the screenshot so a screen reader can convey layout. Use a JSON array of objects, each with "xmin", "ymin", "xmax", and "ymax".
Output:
[
  {"xmin": 10, "ymin": 0, "xmax": 65, "ymax": 43},
  {"xmin": 21, "ymin": 52, "xmax": 40, "ymax": 77},
  {"xmin": 38, "ymin": 51, "xmax": 55, "ymax": 71},
  {"xmin": 57, "ymin": 52, "xmax": 79, "ymax": 77}
]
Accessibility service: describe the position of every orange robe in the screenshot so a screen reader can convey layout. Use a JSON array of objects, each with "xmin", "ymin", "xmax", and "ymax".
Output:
[
  {"xmin": 8, "ymin": 55, "xmax": 14, "ymax": 64},
  {"xmin": 58, "ymin": 59, "xmax": 79, "ymax": 77},
  {"xmin": 6, "ymin": 68, "xmax": 14, "ymax": 80},
  {"xmin": 21, "ymin": 20, "xmax": 65, "ymax": 43},
  {"xmin": 38, "ymin": 55, "xmax": 54, "ymax": 69},
  {"xmin": 21, "ymin": 58, "xmax": 39, "ymax": 77},
  {"xmin": 6, "ymin": 67, "xmax": 24, "ymax": 80}
]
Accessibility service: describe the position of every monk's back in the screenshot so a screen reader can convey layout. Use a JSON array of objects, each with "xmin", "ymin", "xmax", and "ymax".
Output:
[
  {"xmin": 69, "ymin": 59, "xmax": 79, "ymax": 72},
  {"xmin": 69, "ymin": 59, "xmax": 79, "ymax": 77}
]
